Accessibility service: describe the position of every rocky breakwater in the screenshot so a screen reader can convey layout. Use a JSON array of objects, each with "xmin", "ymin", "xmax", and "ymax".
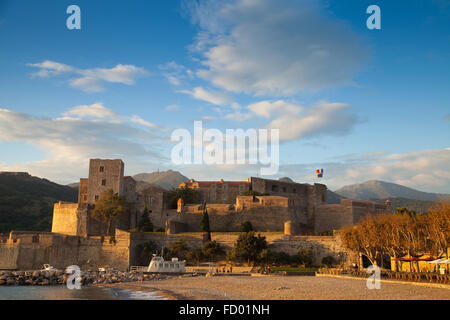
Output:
[{"xmin": 0, "ymin": 270, "xmax": 179, "ymax": 286}]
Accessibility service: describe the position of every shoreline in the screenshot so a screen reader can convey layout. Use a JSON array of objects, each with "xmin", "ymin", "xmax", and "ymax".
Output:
[
  {"xmin": 99, "ymin": 274, "xmax": 450, "ymax": 300},
  {"xmin": 97, "ymin": 282, "xmax": 180, "ymax": 300}
]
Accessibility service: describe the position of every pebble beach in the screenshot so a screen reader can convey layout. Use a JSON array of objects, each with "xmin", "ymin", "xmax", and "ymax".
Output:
[{"xmin": 103, "ymin": 274, "xmax": 450, "ymax": 300}]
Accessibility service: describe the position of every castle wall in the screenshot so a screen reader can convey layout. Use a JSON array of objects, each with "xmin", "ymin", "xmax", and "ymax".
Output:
[
  {"xmin": 176, "ymin": 205, "xmax": 292, "ymax": 232},
  {"xmin": 179, "ymin": 180, "xmax": 250, "ymax": 204},
  {"xmin": 315, "ymin": 204, "xmax": 353, "ymax": 233},
  {"xmin": 315, "ymin": 199, "xmax": 388, "ymax": 233},
  {"xmin": 0, "ymin": 230, "xmax": 131, "ymax": 271},
  {"xmin": 0, "ymin": 229, "xmax": 357, "ymax": 270},
  {"xmin": 51, "ymin": 202, "xmax": 80, "ymax": 236},
  {"xmin": 78, "ymin": 178, "xmax": 89, "ymax": 204},
  {"xmin": 126, "ymin": 232, "xmax": 357, "ymax": 267}
]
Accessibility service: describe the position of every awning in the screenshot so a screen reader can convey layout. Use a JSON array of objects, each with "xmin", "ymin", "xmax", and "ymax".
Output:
[
  {"xmin": 392, "ymin": 257, "xmax": 435, "ymax": 262},
  {"xmin": 428, "ymin": 259, "xmax": 450, "ymax": 264}
]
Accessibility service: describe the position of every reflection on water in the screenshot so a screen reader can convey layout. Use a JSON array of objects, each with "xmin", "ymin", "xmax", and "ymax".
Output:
[{"xmin": 0, "ymin": 286, "xmax": 165, "ymax": 300}]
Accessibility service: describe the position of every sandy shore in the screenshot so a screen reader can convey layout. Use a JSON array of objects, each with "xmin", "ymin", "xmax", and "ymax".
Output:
[{"xmin": 102, "ymin": 275, "xmax": 450, "ymax": 300}]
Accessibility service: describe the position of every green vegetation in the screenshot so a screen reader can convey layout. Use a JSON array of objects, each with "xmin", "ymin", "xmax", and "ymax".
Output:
[
  {"xmin": 341, "ymin": 202, "xmax": 450, "ymax": 270},
  {"xmin": 186, "ymin": 240, "xmax": 225, "ymax": 265},
  {"xmin": 168, "ymin": 238, "xmax": 190, "ymax": 260},
  {"xmin": 321, "ymin": 256, "xmax": 336, "ymax": 267},
  {"xmin": 92, "ymin": 189, "xmax": 129, "ymax": 235},
  {"xmin": 228, "ymin": 231, "xmax": 267, "ymax": 265},
  {"xmin": 168, "ymin": 186, "xmax": 198, "ymax": 208},
  {"xmin": 240, "ymin": 221, "xmax": 253, "ymax": 233},
  {"xmin": 0, "ymin": 172, "xmax": 77, "ymax": 233},
  {"xmin": 135, "ymin": 241, "xmax": 159, "ymax": 265},
  {"xmin": 138, "ymin": 205, "xmax": 154, "ymax": 232},
  {"xmin": 200, "ymin": 205, "xmax": 211, "ymax": 233}
]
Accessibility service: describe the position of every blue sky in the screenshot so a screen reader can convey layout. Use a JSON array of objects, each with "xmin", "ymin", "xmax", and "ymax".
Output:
[{"xmin": 0, "ymin": 0, "xmax": 449, "ymax": 193}]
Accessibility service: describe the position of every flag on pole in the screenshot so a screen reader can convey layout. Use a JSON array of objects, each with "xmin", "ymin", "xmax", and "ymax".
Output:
[{"xmin": 316, "ymin": 168, "xmax": 323, "ymax": 178}]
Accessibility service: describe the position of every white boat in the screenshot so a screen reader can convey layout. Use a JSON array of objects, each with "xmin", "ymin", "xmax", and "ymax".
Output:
[
  {"xmin": 147, "ymin": 255, "xmax": 186, "ymax": 273},
  {"xmin": 41, "ymin": 264, "xmax": 57, "ymax": 271}
]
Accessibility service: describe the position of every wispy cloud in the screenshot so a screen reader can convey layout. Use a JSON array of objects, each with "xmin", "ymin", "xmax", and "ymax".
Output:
[
  {"xmin": 179, "ymin": 86, "xmax": 233, "ymax": 106},
  {"xmin": 27, "ymin": 60, "xmax": 148, "ymax": 92},
  {"xmin": 185, "ymin": 0, "xmax": 368, "ymax": 96},
  {"xmin": 0, "ymin": 106, "xmax": 168, "ymax": 183},
  {"xmin": 159, "ymin": 61, "xmax": 194, "ymax": 86}
]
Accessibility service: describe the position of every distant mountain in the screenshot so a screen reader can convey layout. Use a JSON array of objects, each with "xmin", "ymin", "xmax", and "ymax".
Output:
[
  {"xmin": 133, "ymin": 170, "xmax": 189, "ymax": 191},
  {"xmin": 370, "ymin": 197, "xmax": 435, "ymax": 214},
  {"xmin": 335, "ymin": 180, "xmax": 448, "ymax": 202},
  {"xmin": 0, "ymin": 172, "xmax": 78, "ymax": 233},
  {"xmin": 279, "ymin": 177, "xmax": 294, "ymax": 183},
  {"xmin": 327, "ymin": 190, "xmax": 346, "ymax": 204},
  {"xmin": 67, "ymin": 182, "xmax": 79, "ymax": 189}
]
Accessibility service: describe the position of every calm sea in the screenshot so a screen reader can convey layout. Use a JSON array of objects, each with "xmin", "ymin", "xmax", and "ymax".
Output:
[{"xmin": 0, "ymin": 286, "xmax": 166, "ymax": 300}]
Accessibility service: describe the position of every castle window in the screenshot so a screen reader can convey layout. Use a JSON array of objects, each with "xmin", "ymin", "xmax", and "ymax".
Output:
[
  {"xmin": 293, "ymin": 188, "xmax": 296, "ymax": 193},
  {"xmin": 271, "ymin": 185, "xmax": 278, "ymax": 192},
  {"xmin": 99, "ymin": 166, "xmax": 104, "ymax": 172},
  {"xmin": 282, "ymin": 187, "xmax": 286, "ymax": 192},
  {"xmin": 102, "ymin": 179, "xmax": 106, "ymax": 186},
  {"xmin": 83, "ymin": 195, "xmax": 87, "ymax": 201},
  {"xmin": 95, "ymin": 195, "xmax": 99, "ymax": 201}
]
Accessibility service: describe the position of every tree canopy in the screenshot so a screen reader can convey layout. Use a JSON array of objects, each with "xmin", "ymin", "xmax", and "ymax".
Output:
[
  {"xmin": 229, "ymin": 231, "xmax": 267, "ymax": 265},
  {"xmin": 92, "ymin": 189, "xmax": 129, "ymax": 235},
  {"xmin": 341, "ymin": 201, "xmax": 450, "ymax": 270}
]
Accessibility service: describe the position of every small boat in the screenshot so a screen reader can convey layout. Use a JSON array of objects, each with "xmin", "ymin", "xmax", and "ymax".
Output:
[
  {"xmin": 147, "ymin": 255, "xmax": 186, "ymax": 273},
  {"xmin": 98, "ymin": 266, "xmax": 114, "ymax": 272},
  {"xmin": 41, "ymin": 264, "xmax": 57, "ymax": 271}
]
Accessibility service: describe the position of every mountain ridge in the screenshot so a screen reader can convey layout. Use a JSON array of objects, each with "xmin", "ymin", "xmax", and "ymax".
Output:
[{"xmin": 334, "ymin": 180, "xmax": 448, "ymax": 202}]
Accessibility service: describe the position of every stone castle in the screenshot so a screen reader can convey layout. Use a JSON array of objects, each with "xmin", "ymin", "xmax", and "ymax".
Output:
[
  {"xmin": 0, "ymin": 159, "xmax": 387, "ymax": 270},
  {"xmin": 52, "ymin": 159, "xmax": 387, "ymax": 237}
]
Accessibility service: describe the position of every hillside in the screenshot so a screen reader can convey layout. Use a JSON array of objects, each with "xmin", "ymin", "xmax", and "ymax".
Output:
[
  {"xmin": 335, "ymin": 180, "xmax": 448, "ymax": 202},
  {"xmin": 371, "ymin": 197, "xmax": 436, "ymax": 214},
  {"xmin": 133, "ymin": 170, "xmax": 188, "ymax": 191},
  {"xmin": 327, "ymin": 190, "xmax": 346, "ymax": 204},
  {"xmin": 0, "ymin": 172, "xmax": 78, "ymax": 233}
]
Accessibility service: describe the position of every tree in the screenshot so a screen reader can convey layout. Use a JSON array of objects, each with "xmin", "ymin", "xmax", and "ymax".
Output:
[
  {"xmin": 201, "ymin": 204, "xmax": 211, "ymax": 233},
  {"xmin": 229, "ymin": 231, "xmax": 267, "ymax": 266},
  {"xmin": 241, "ymin": 221, "xmax": 253, "ymax": 233},
  {"xmin": 202, "ymin": 240, "xmax": 225, "ymax": 261},
  {"xmin": 135, "ymin": 241, "xmax": 158, "ymax": 265},
  {"xmin": 169, "ymin": 238, "xmax": 189, "ymax": 259},
  {"xmin": 92, "ymin": 189, "xmax": 129, "ymax": 235},
  {"xmin": 186, "ymin": 249, "xmax": 203, "ymax": 266},
  {"xmin": 169, "ymin": 186, "xmax": 198, "ymax": 208},
  {"xmin": 341, "ymin": 201, "xmax": 450, "ymax": 272},
  {"xmin": 297, "ymin": 249, "xmax": 313, "ymax": 267},
  {"xmin": 138, "ymin": 205, "xmax": 153, "ymax": 232}
]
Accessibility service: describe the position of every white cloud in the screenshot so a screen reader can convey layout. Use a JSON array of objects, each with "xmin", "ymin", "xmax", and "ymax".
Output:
[
  {"xmin": 247, "ymin": 100, "xmax": 359, "ymax": 141},
  {"xmin": 173, "ymin": 148, "xmax": 450, "ymax": 193},
  {"xmin": 130, "ymin": 115, "xmax": 162, "ymax": 130},
  {"xmin": 180, "ymin": 86, "xmax": 233, "ymax": 105},
  {"xmin": 0, "ymin": 107, "xmax": 167, "ymax": 184},
  {"xmin": 28, "ymin": 61, "xmax": 148, "ymax": 92},
  {"xmin": 63, "ymin": 103, "xmax": 118, "ymax": 119},
  {"xmin": 185, "ymin": 0, "xmax": 367, "ymax": 96},
  {"xmin": 165, "ymin": 104, "xmax": 180, "ymax": 111},
  {"xmin": 159, "ymin": 61, "xmax": 194, "ymax": 86},
  {"xmin": 279, "ymin": 148, "xmax": 450, "ymax": 193}
]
